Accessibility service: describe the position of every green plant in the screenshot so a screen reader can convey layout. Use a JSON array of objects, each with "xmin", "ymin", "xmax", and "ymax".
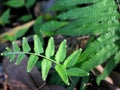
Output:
[
  {"xmin": 1, "ymin": 0, "xmax": 120, "ymax": 89},
  {"xmin": 0, "ymin": 0, "xmax": 36, "ymax": 42},
  {"xmin": 40, "ymin": 0, "xmax": 120, "ymax": 36},
  {"xmin": 0, "ymin": 9, "xmax": 10, "ymax": 26},
  {"xmin": 39, "ymin": 0, "xmax": 120, "ymax": 85},
  {"xmin": 1, "ymin": 35, "xmax": 89, "ymax": 85},
  {"xmin": 5, "ymin": 0, "xmax": 36, "ymax": 8}
]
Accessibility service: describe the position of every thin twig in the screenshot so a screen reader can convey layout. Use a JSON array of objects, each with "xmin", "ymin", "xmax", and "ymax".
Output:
[{"xmin": 35, "ymin": 82, "xmax": 46, "ymax": 90}]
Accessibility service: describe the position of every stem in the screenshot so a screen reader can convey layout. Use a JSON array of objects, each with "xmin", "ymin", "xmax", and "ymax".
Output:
[
  {"xmin": 5, "ymin": 52, "xmax": 60, "ymax": 65},
  {"xmin": 116, "ymin": 0, "xmax": 120, "ymax": 11},
  {"xmin": 69, "ymin": 76, "xmax": 76, "ymax": 87},
  {"xmin": 28, "ymin": 52, "xmax": 60, "ymax": 65},
  {"xmin": 25, "ymin": 4, "xmax": 33, "ymax": 19}
]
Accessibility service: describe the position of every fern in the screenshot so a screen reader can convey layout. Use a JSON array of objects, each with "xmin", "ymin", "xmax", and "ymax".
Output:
[
  {"xmin": 54, "ymin": 0, "xmax": 99, "ymax": 7},
  {"xmin": 2, "ymin": 0, "xmax": 120, "ymax": 87},
  {"xmin": 79, "ymin": 43, "xmax": 118, "ymax": 71},
  {"xmin": 40, "ymin": 0, "xmax": 120, "ymax": 37},
  {"xmin": 77, "ymin": 31, "xmax": 120, "ymax": 63},
  {"xmin": 57, "ymin": 0, "xmax": 117, "ymax": 19},
  {"xmin": 40, "ymin": 21, "xmax": 68, "ymax": 36},
  {"xmin": 96, "ymin": 50, "xmax": 120, "ymax": 85},
  {"xmin": 40, "ymin": 0, "xmax": 120, "ymax": 85},
  {"xmin": 1, "ymin": 35, "xmax": 89, "ymax": 85}
]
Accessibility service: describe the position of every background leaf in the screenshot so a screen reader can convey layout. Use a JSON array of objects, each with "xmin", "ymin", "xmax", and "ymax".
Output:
[
  {"xmin": 33, "ymin": 16, "xmax": 43, "ymax": 45},
  {"xmin": 3, "ymin": 28, "xmax": 29, "ymax": 41},
  {"xmin": 1, "ymin": 9, "xmax": 10, "ymax": 25},
  {"xmin": 40, "ymin": 21, "xmax": 68, "ymax": 36},
  {"xmin": 3, "ymin": 35, "xmax": 15, "ymax": 42},
  {"xmin": 25, "ymin": 0, "xmax": 36, "ymax": 8},
  {"xmin": 5, "ymin": 0, "xmax": 25, "ymax": 8},
  {"xmin": 33, "ymin": 16, "xmax": 43, "ymax": 34},
  {"xmin": 15, "ymin": 28, "xmax": 29, "ymax": 40},
  {"xmin": 18, "ymin": 15, "xmax": 32, "ymax": 22}
]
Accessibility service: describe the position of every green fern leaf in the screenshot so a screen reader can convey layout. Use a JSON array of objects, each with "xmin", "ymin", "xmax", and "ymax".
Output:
[
  {"xmin": 33, "ymin": 16, "xmax": 43, "ymax": 34},
  {"xmin": 13, "ymin": 42, "xmax": 20, "ymax": 52},
  {"xmin": 2, "ymin": 47, "xmax": 15, "ymax": 62},
  {"xmin": 57, "ymin": 20, "xmax": 120, "ymax": 36},
  {"xmin": 63, "ymin": 49, "xmax": 82, "ymax": 68},
  {"xmin": 55, "ymin": 40, "xmax": 66, "ymax": 63},
  {"xmin": 15, "ymin": 53, "xmax": 25, "ymax": 65},
  {"xmin": 27, "ymin": 55, "xmax": 39, "ymax": 72},
  {"xmin": 80, "ymin": 44, "xmax": 118, "ymax": 71},
  {"xmin": 54, "ymin": 0, "xmax": 99, "ymax": 7},
  {"xmin": 67, "ymin": 67, "xmax": 89, "ymax": 76},
  {"xmin": 58, "ymin": 0, "xmax": 117, "ymax": 20},
  {"xmin": 57, "ymin": 12, "xmax": 120, "ymax": 36},
  {"xmin": 34, "ymin": 35, "xmax": 43, "ymax": 54},
  {"xmin": 40, "ymin": 21, "xmax": 68, "ymax": 36},
  {"xmin": 22, "ymin": 37, "xmax": 31, "ymax": 52},
  {"xmin": 77, "ymin": 31, "xmax": 119, "ymax": 63},
  {"xmin": 41, "ymin": 59, "xmax": 52, "ymax": 81},
  {"xmin": 96, "ymin": 51, "xmax": 120, "ymax": 85},
  {"xmin": 50, "ymin": 4, "xmax": 73, "ymax": 11},
  {"xmin": 45, "ymin": 37, "xmax": 55, "ymax": 57},
  {"xmin": 55, "ymin": 64, "xmax": 69, "ymax": 85}
]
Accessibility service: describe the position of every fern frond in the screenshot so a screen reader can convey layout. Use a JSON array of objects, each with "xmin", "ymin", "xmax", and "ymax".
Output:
[
  {"xmin": 57, "ymin": 20, "xmax": 120, "ymax": 36},
  {"xmin": 96, "ymin": 51, "xmax": 120, "ymax": 85},
  {"xmin": 79, "ymin": 43, "xmax": 118, "ymax": 71},
  {"xmin": 40, "ymin": 21, "xmax": 68, "ymax": 36},
  {"xmin": 54, "ymin": 0, "xmax": 99, "ymax": 7},
  {"xmin": 50, "ymin": 4, "xmax": 74, "ymax": 11},
  {"xmin": 51, "ymin": 0, "xmax": 100, "ymax": 11},
  {"xmin": 1, "ymin": 35, "xmax": 88, "ymax": 85},
  {"xmin": 51, "ymin": 0, "xmax": 120, "ymax": 36},
  {"xmin": 2, "ymin": 0, "xmax": 120, "ymax": 86},
  {"xmin": 77, "ymin": 31, "xmax": 120, "ymax": 64},
  {"xmin": 57, "ymin": 12, "xmax": 120, "ymax": 34},
  {"xmin": 58, "ymin": 0, "xmax": 117, "ymax": 20}
]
